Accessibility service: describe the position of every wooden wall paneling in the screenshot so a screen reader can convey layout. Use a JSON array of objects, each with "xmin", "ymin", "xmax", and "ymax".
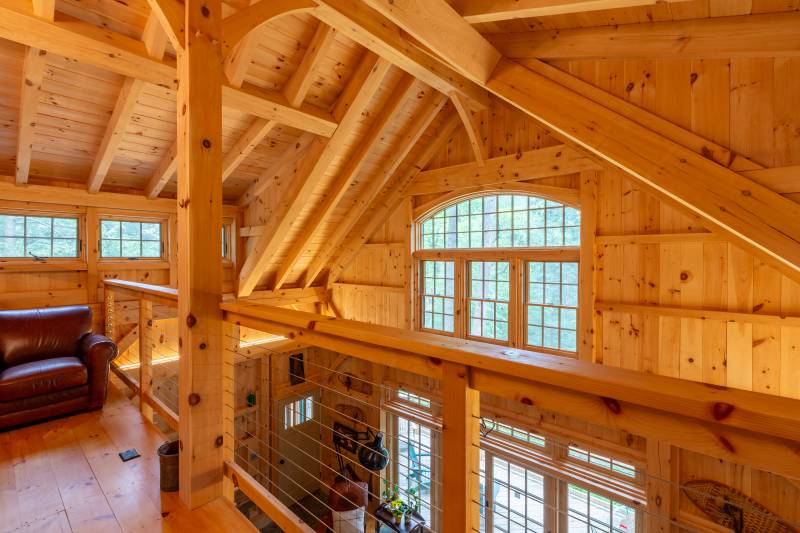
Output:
[
  {"xmin": 701, "ymin": 241, "xmax": 728, "ymax": 386},
  {"xmin": 752, "ymin": 261, "xmax": 782, "ymax": 394}
]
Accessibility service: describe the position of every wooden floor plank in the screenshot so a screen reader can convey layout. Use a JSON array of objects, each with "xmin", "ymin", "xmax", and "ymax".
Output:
[{"xmin": 0, "ymin": 378, "xmax": 257, "ymax": 533}]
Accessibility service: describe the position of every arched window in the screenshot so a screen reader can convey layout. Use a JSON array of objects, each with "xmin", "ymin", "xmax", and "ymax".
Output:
[{"xmin": 415, "ymin": 192, "xmax": 580, "ymax": 355}]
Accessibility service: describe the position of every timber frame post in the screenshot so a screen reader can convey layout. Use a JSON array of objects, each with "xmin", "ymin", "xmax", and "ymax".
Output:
[
  {"xmin": 176, "ymin": 0, "xmax": 225, "ymax": 508},
  {"xmin": 139, "ymin": 297, "xmax": 154, "ymax": 423},
  {"xmin": 441, "ymin": 361, "xmax": 481, "ymax": 532}
]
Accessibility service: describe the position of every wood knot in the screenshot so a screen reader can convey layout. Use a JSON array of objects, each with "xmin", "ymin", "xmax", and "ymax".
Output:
[
  {"xmin": 718, "ymin": 435, "xmax": 735, "ymax": 453},
  {"xmin": 429, "ymin": 357, "xmax": 442, "ymax": 366},
  {"xmin": 679, "ymin": 270, "xmax": 691, "ymax": 282},
  {"xmin": 201, "ymin": 5, "xmax": 210, "ymax": 17},
  {"xmin": 202, "ymin": 138, "xmax": 212, "ymax": 149},
  {"xmin": 188, "ymin": 393, "xmax": 201, "ymax": 406},
  {"xmin": 186, "ymin": 314, "xmax": 197, "ymax": 328},
  {"xmin": 231, "ymin": 473, "xmax": 239, "ymax": 488},
  {"xmin": 712, "ymin": 402, "xmax": 735, "ymax": 421},
  {"xmin": 520, "ymin": 397, "xmax": 533, "ymax": 406},
  {"xmin": 215, "ymin": 435, "xmax": 223, "ymax": 447},
  {"xmin": 602, "ymin": 397, "xmax": 622, "ymax": 414},
  {"xmin": 741, "ymin": 190, "xmax": 752, "ymax": 197},
  {"xmin": 199, "ymin": 342, "xmax": 207, "ymax": 350}
]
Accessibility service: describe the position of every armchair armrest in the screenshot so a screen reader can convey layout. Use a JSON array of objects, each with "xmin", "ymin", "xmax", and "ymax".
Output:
[{"xmin": 79, "ymin": 333, "xmax": 119, "ymax": 408}]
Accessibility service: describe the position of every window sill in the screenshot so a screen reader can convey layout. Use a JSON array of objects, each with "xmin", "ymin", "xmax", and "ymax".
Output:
[{"xmin": 0, "ymin": 260, "xmax": 87, "ymax": 272}]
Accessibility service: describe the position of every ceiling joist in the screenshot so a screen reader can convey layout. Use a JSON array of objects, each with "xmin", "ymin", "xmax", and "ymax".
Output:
[
  {"xmin": 283, "ymin": 23, "xmax": 337, "ymax": 108},
  {"xmin": 489, "ymin": 12, "xmax": 800, "ymax": 60}
]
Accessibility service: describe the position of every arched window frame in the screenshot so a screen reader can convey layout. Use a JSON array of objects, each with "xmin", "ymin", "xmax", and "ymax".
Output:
[{"xmin": 412, "ymin": 189, "xmax": 583, "ymax": 357}]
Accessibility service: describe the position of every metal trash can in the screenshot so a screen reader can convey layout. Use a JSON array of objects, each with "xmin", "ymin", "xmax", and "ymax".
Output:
[{"xmin": 158, "ymin": 440, "xmax": 179, "ymax": 492}]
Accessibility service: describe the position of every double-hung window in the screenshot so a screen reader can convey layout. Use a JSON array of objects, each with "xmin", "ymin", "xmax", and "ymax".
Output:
[{"xmin": 415, "ymin": 193, "xmax": 581, "ymax": 355}]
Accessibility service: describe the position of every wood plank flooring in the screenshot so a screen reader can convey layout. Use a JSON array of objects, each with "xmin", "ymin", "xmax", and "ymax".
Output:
[{"xmin": 0, "ymin": 375, "xmax": 257, "ymax": 533}]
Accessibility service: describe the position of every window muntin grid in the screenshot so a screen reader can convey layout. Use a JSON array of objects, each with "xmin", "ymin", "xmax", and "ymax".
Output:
[
  {"xmin": 527, "ymin": 261, "xmax": 578, "ymax": 352},
  {"xmin": 420, "ymin": 195, "xmax": 580, "ymax": 250},
  {"xmin": 397, "ymin": 416, "xmax": 434, "ymax": 524},
  {"xmin": 100, "ymin": 219, "xmax": 162, "ymax": 258},
  {"xmin": 0, "ymin": 214, "xmax": 79, "ymax": 259},
  {"xmin": 398, "ymin": 390, "xmax": 432, "ymax": 409},
  {"xmin": 566, "ymin": 484, "xmax": 636, "ymax": 533},
  {"xmin": 421, "ymin": 260, "xmax": 455, "ymax": 333},
  {"xmin": 483, "ymin": 419, "xmax": 545, "ymax": 448},
  {"xmin": 480, "ymin": 451, "xmax": 547, "ymax": 533},
  {"xmin": 469, "ymin": 261, "xmax": 510, "ymax": 341},
  {"xmin": 568, "ymin": 447, "xmax": 636, "ymax": 479},
  {"xmin": 283, "ymin": 395, "xmax": 313, "ymax": 429}
]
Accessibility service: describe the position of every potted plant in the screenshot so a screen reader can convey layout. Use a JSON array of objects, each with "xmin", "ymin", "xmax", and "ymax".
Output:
[
  {"xmin": 405, "ymin": 487, "xmax": 421, "ymax": 525},
  {"xmin": 389, "ymin": 498, "xmax": 406, "ymax": 524}
]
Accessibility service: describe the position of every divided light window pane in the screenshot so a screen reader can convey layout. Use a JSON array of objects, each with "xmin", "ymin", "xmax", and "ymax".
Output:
[
  {"xmin": 421, "ymin": 260, "xmax": 455, "ymax": 333},
  {"xmin": 469, "ymin": 261, "xmax": 510, "ymax": 341},
  {"xmin": 527, "ymin": 261, "xmax": 578, "ymax": 352},
  {"xmin": 284, "ymin": 395, "xmax": 314, "ymax": 429},
  {"xmin": 420, "ymin": 194, "xmax": 580, "ymax": 250},
  {"xmin": 100, "ymin": 220, "xmax": 162, "ymax": 258},
  {"xmin": 0, "ymin": 214, "xmax": 79, "ymax": 259},
  {"xmin": 567, "ymin": 484, "xmax": 636, "ymax": 533}
]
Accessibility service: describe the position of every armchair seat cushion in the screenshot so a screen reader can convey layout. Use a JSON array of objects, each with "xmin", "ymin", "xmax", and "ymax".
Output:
[{"xmin": 0, "ymin": 356, "xmax": 87, "ymax": 401}]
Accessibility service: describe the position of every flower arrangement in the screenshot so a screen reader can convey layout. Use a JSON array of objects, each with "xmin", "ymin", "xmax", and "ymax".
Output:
[{"xmin": 382, "ymin": 480, "xmax": 422, "ymax": 525}]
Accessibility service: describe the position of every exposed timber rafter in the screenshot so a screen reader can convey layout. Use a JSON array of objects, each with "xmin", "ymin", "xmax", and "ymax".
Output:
[
  {"xmin": 144, "ymin": 141, "xmax": 178, "ymax": 199},
  {"xmin": 88, "ymin": 12, "xmax": 169, "ymax": 193},
  {"xmin": 489, "ymin": 12, "xmax": 800, "ymax": 61},
  {"xmin": 452, "ymin": 0, "xmax": 693, "ymax": 23},
  {"xmin": 303, "ymin": 97, "xmax": 454, "ymax": 288},
  {"xmin": 15, "ymin": 47, "xmax": 47, "ymax": 185},
  {"xmin": 337, "ymin": 0, "xmax": 800, "ymax": 281},
  {"xmin": 145, "ymin": 0, "xmax": 185, "ymax": 53},
  {"xmin": 324, "ymin": 111, "xmax": 461, "ymax": 285},
  {"xmin": 406, "ymin": 144, "xmax": 600, "ymax": 196},
  {"xmin": 272, "ymin": 74, "xmax": 418, "ymax": 290},
  {"xmin": 283, "ymin": 22, "xmax": 337, "ymax": 107},
  {"xmin": 237, "ymin": 53, "xmax": 392, "ymax": 297},
  {"xmin": 313, "ymin": 0, "xmax": 490, "ymax": 109},
  {"xmin": 237, "ymin": 133, "xmax": 317, "ymax": 206}
]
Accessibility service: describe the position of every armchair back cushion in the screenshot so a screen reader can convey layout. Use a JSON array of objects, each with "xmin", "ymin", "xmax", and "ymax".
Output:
[{"xmin": 0, "ymin": 306, "xmax": 92, "ymax": 368}]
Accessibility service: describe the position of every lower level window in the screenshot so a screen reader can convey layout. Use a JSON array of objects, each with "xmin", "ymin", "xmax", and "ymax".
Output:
[
  {"xmin": 396, "ymin": 416, "xmax": 434, "ymax": 524},
  {"xmin": 284, "ymin": 395, "xmax": 313, "ymax": 429},
  {"xmin": 0, "ymin": 214, "xmax": 79, "ymax": 259},
  {"xmin": 566, "ymin": 484, "xmax": 636, "ymax": 532}
]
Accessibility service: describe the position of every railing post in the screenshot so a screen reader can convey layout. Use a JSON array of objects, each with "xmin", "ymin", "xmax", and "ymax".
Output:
[
  {"xmin": 139, "ymin": 297, "xmax": 154, "ymax": 422},
  {"xmin": 222, "ymin": 321, "xmax": 239, "ymax": 502},
  {"xmin": 104, "ymin": 288, "xmax": 116, "ymax": 340},
  {"xmin": 441, "ymin": 361, "xmax": 480, "ymax": 533}
]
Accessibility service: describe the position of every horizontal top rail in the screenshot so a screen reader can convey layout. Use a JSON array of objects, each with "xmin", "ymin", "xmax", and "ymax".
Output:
[
  {"xmin": 220, "ymin": 301, "xmax": 800, "ymax": 445},
  {"xmin": 104, "ymin": 279, "xmax": 178, "ymax": 305}
]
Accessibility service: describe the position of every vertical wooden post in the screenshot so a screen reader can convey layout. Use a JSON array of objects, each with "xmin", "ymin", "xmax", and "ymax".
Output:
[
  {"xmin": 139, "ymin": 297, "xmax": 154, "ymax": 422},
  {"xmin": 222, "ymin": 321, "xmax": 239, "ymax": 502},
  {"xmin": 104, "ymin": 288, "xmax": 116, "ymax": 340},
  {"xmin": 85, "ymin": 207, "xmax": 99, "ymax": 303},
  {"xmin": 441, "ymin": 362, "xmax": 480, "ymax": 533},
  {"xmin": 176, "ymin": 0, "xmax": 224, "ymax": 509},
  {"xmin": 578, "ymin": 170, "xmax": 599, "ymax": 362}
]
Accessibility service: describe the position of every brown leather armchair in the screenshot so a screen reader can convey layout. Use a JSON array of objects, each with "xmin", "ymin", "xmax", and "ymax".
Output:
[{"xmin": 0, "ymin": 305, "xmax": 118, "ymax": 430}]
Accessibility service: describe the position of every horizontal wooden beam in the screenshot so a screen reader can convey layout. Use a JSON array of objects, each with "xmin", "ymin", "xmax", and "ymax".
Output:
[
  {"xmin": 0, "ymin": 179, "xmax": 238, "ymax": 215},
  {"xmin": 489, "ymin": 12, "xmax": 800, "ymax": 60},
  {"xmin": 596, "ymin": 301, "xmax": 800, "ymax": 328},
  {"xmin": 406, "ymin": 144, "xmax": 598, "ymax": 196},
  {"xmin": 454, "ymin": 0, "xmax": 692, "ymax": 23},
  {"xmin": 0, "ymin": 2, "xmax": 337, "ymax": 136},
  {"xmin": 142, "ymin": 390, "xmax": 179, "ymax": 431},
  {"xmin": 221, "ymin": 303, "xmax": 800, "ymax": 479}
]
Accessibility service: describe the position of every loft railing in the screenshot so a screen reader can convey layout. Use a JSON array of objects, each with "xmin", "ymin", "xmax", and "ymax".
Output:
[
  {"xmin": 104, "ymin": 279, "xmax": 179, "ymax": 432},
  {"xmin": 103, "ymin": 280, "xmax": 800, "ymax": 532}
]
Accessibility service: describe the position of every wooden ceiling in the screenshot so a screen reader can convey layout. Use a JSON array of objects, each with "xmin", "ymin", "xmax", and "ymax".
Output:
[{"xmin": 0, "ymin": 0, "xmax": 797, "ymax": 292}]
